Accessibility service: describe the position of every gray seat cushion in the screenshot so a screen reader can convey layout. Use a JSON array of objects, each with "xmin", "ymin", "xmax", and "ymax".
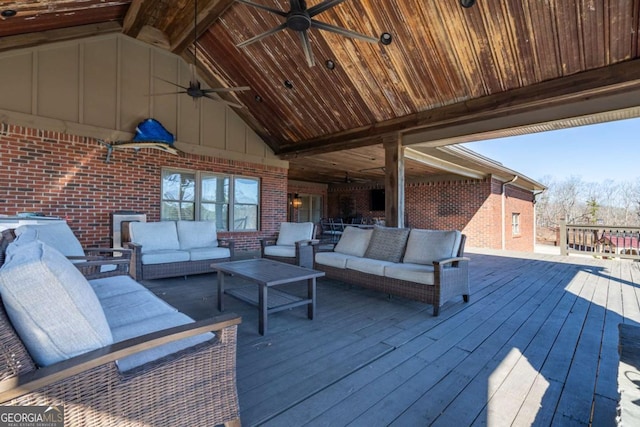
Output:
[
  {"xmin": 346, "ymin": 256, "xmax": 396, "ymax": 276},
  {"xmin": 314, "ymin": 251, "xmax": 357, "ymax": 269},
  {"xmin": 384, "ymin": 263, "xmax": 436, "ymax": 285},
  {"xmin": 112, "ymin": 312, "xmax": 214, "ymax": 372},
  {"xmin": 15, "ymin": 222, "xmax": 85, "ymax": 257},
  {"xmin": 264, "ymin": 244, "xmax": 296, "ymax": 258},
  {"xmin": 276, "ymin": 222, "xmax": 314, "ymax": 245},
  {"xmin": 189, "ymin": 247, "xmax": 230, "ymax": 261},
  {"xmin": 88, "ymin": 275, "xmax": 148, "ymax": 299},
  {"xmin": 140, "ymin": 249, "xmax": 190, "ymax": 265},
  {"xmin": 98, "ymin": 289, "xmax": 178, "ymax": 329},
  {"xmin": 0, "ymin": 241, "xmax": 112, "ymax": 366}
]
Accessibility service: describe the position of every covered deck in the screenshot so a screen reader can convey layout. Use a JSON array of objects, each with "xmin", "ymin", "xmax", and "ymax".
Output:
[{"xmin": 144, "ymin": 249, "xmax": 638, "ymax": 426}]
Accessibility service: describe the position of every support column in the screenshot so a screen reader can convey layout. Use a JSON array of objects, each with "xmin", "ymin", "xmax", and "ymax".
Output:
[{"xmin": 383, "ymin": 136, "xmax": 405, "ymax": 228}]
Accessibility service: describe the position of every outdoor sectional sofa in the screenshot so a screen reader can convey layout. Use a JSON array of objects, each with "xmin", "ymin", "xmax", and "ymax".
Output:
[
  {"xmin": 314, "ymin": 225, "xmax": 470, "ymax": 316},
  {"xmin": 0, "ymin": 229, "xmax": 241, "ymax": 426},
  {"xmin": 127, "ymin": 220, "xmax": 234, "ymax": 280}
]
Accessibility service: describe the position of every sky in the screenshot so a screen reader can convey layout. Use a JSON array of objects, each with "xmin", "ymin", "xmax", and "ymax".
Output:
[{"xmin": 463, "ymin": 117, "xmax": 640, "ymax": 184}]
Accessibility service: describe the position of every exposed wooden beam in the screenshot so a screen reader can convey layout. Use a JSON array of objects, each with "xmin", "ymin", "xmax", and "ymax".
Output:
[
  {"xmin": 170, "ymin": 0, "xmax": 236, "ymax": 54},
  {"xmin": 0, "ymin": 22, "xmax": 122, "ymax": 53},
  {"xmin": 123, "ymin": 0, "xmax": 234, "ymax": 54},
  {"xmin": 276, "ymin": 59, "xmax": 640, "ymax": 159},
  {"xmin": 384, "ymin": 136, "xmax": 404, "ymax": 228}
]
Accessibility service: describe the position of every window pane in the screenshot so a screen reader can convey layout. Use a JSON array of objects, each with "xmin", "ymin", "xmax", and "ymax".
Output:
[
  {"xmin": 181, "ymin": 174, "xmax": 195, "ymax": 202},
  {"xmin": 234, "ymin": 178, "xmax": 258, "ymax": 204},
  {"xmin": 234, "ymin": 205, "xmax": 257, "ymax": 230},
  {"xmin": 162, "ymin": 173, "xmax": 182, "ymax": 200},
  {"xmin": 179, "ymin": 202, "xmax": 195, "ymax": 221},
  {"xmin": 202, "ymin": 175, "xmax": 229, "ymax": 203},
  {"xmin": 201, "ymin": 203, "xmax": 229, "ymax": 230},
  {"xmin": 162, "ymin": 201, "xmax": 180, "ymax": 220}
]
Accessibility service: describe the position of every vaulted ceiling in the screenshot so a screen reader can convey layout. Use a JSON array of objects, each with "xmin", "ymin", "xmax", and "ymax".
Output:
[{"xmin": 1, "ymin": 0, "xmax": 639, "ymax": 184}]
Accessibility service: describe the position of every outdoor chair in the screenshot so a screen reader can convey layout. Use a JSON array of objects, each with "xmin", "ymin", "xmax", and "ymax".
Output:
[
  {"xmin": 10, "ymin": 222, "xmax": 131, "ymax": 279},
  {"xmin": 260, "ymin": 222, "xmax": 318, "ymax": 268},
  {"xmin": 0, "ymin": 229, "xmax": 242, "ymax": 427}
]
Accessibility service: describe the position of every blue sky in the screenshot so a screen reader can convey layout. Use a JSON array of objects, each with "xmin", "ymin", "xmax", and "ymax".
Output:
[{"xmin": 463, "ymin": 117, "xmax": 640, "ymax": 184}]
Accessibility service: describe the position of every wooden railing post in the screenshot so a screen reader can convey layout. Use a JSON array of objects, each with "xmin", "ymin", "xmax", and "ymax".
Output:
[{"xmin": 559, "ymin": 218, "xmax": 567, "ymax": 256}]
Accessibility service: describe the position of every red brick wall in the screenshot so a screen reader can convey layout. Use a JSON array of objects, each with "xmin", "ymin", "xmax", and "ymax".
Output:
[
  {"xmin": 327, "ymin": 177, "xmax": 536, "ymax": 251},
  {"xmin": 0, "ymin": 124, "xmax": 287, "ymax": 251}
]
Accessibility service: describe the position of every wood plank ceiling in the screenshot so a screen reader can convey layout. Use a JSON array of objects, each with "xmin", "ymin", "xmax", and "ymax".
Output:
[{"xmin": 1, "ymin": 0, "xmax": 639, "ymax": 184}]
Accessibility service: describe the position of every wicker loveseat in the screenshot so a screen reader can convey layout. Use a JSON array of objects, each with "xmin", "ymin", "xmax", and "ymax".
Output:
[
  {"xmin": 127, "ymin": 220, "xmax": 234, "ymax": 280},
  {"xmin": 314, "ymin": 226, "xmax": 469, "ymax": 316},
  {"xmin": 0, "ymin": 230, "xmax": 241, "ymax": 426}
]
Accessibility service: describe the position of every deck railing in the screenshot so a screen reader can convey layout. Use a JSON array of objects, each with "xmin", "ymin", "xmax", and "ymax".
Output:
[{"xmin": 559, "ymin": 219, "xmax": 640, "ymax": 260}]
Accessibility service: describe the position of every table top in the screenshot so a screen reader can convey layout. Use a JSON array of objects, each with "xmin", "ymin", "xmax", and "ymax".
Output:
[{"xmin": 212, "ymin": 258, "xmax": 325, "ymax": 286}]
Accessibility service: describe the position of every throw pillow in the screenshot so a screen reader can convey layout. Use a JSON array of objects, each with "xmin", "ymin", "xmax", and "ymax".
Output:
[
  {"xmin": 0, "ymin": 241, "xmax": 113, "ymax": 366},
  {"xmin": 363, "ymin": 226, "xmax": 410, "ymax": 263},
  {"xmin": 334, "ymin": 226, "xmax": 373, "ymax": 257}
]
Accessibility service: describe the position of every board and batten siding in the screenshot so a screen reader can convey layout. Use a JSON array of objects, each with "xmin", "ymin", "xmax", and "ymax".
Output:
[{"xmin": 0, "ymin": 33, "xmax": 284, "ymax": 168}]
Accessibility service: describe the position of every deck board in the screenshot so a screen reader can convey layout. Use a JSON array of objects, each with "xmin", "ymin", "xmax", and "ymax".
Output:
[{"xmin": 142, "ymin": 249, "xmax": 639, "ymax": 426}]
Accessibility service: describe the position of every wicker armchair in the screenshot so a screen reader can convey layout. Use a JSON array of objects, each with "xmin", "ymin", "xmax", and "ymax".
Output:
[
  {"xmin": 260, "ymin": 222, "xmax": 318, "ymax": 268},
  {"xmin": 0, "ymin": 306, "xmax": 242, "ymax": 426},
  {"xmin": 0, "ymin": 229, "xmax": 242, "ymax": 426}
]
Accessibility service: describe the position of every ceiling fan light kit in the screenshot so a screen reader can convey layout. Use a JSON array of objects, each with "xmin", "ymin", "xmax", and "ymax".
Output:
[
  {"xmin": 150, "ymin": 0, "xmax": 250, "ymax": 107},
  {"xmin": 460, "ymin": 0, "xmax": 476, "ymax": 8}
]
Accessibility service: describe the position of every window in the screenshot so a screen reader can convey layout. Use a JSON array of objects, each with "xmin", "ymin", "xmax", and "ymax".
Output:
[
  {"xmin": 512, "ymin": 213, "xmax": 520, "ymax": 235},
  {"xmin": 161, "ymin": 169, "xmax": 259, "ymax": 231},
  {"xmin": 289, "ymin": 194, "xmax": 323, "ymax": 223}
]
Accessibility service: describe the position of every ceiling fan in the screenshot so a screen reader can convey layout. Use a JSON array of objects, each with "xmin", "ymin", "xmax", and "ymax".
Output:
[
  {"xmin": 152, "ymin": 0, "xmax": 250, "ymax": 107},
  {"xmin": 333, "ymin": 172, "xmax": 368, "ymax": 184},
  {"xmin": 235, "ymin": 0, "xmax": 379, "ymax": 67}
]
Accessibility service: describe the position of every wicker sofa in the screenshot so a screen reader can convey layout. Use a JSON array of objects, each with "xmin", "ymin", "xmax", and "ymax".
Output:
[
  {"xmin": 127, "ymin": 220, "xmax": 234, "ymax": 280},
  {"xmin": 0, "ymin": 229, "xmax": 241, "ymax": 426},
  {"xmin": 314, "ymin": 226, "xmax": 470, "ymax": 316}
]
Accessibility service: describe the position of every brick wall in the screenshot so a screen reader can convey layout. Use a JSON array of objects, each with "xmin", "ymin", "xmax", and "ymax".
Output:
[
  {"xmin": 0, "ymin": 124, "xmax": 287, "ymax": 252},
  {"xmin": 327, "ymin": 177, "xmax": 536, "ymax": 251}
]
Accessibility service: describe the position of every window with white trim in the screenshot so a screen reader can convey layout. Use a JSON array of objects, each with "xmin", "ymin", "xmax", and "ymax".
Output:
[
  {"xmin": 512, "ymin": 213, "xmax": 520, "ymax": 235},
  {"xmin": 161, "ymin": 168, "xmax": 259, "ymax": 231}
]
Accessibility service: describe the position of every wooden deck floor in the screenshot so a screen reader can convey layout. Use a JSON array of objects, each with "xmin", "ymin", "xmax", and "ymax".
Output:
[{"xmin": 142, "ymin": 249, "xmax": 640, "ymax": 426}]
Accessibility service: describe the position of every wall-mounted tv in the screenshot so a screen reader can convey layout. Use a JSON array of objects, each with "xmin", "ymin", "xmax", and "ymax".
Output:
[{"xmin": 370, "ymin": 189, "xmax": 385, "ymax": 211}]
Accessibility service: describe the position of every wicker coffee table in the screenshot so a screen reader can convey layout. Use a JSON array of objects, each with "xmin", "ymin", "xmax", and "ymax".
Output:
[{"xmin": 213, "ymin": 258, "xmax": 325, "ymax": 335}]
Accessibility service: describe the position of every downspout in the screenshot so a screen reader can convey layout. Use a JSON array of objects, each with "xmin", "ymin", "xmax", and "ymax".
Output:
[
  {"xmin": 501, "ymin": 176, "xmax": 518, "ymax": 250},
  {"xmin": 532, "ymin": 190, "xmax": 545, "ymax": 250}
]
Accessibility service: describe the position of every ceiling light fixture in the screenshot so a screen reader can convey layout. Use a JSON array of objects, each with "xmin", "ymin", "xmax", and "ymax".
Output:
[
  {"xmin": 1, "ymin": 9, "xmax": 17, "ymax": 17},
  {"xmin": 460, "ymin": 0, "xmax": 476, "ymax": 8},
  {"xmin": 255, "ymin": 95, "xmax": 262, "ymax": 102},
  {"xmin": 284, "ymin": 80, "xmax": 294, "ymax": 89},
  {"xmin": 380, "ymin": 32, "xmax": 393, "ymax": 45},
  {"xmin": 325, "ymin": 60, "xmax": 336, "ymax": 70}
]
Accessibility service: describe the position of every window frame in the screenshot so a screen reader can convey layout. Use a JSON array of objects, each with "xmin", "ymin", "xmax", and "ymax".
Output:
[
  {"xmin": 161, "ymin": 168, "xmax": 260, "ymax": 232},
  {"xmin": 511, "ymin": 212, "xmax": 521, "ymax": 235}
]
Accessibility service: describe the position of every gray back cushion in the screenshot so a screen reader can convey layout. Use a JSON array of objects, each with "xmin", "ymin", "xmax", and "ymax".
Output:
[
  {"xmin": 334, "ymin": 226, "xmax": 373, "ymax": 257},
  {"xmin": 130, "ymin": 221, "xmax": 179, "ymax": 252},
  {"xmin": 0, "ymin": 241, "xmax": 113, "ymax": 366},
  {"xmin": 276, "ymin": 222, "xmax": 314, "ymax": 246},
  {"xmin": 403, "ymin": 229, "xmax": 462, "ymax": 265},
  {"xmin": 15, "ymin": 222, "xmax": 84, "ymax": 257},
  {"xmin": 363, "ymin": 226, "xmax": 410, "ymax": 263},
  {"xmin": 177, "ymin": 221, "xmax": 218, "ymax": 249}
]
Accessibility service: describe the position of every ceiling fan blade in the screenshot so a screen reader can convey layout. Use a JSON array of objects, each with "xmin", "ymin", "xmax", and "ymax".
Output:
[
  {"xmin": 149, "ymin": 91, "xmax": 188, "ymax": 96},
  {"xmin": 311, "ymin": 20, "xmax": 378, "ymax": 43},
  {"xmin": 308, "ymin": 0, "xmax": 347, "ymax": 17},
  {"xmin": 202, "ymin": 86, "xmax": 251, "ymax": 93},
  {"xmin": 237, "ymin": 22, "xmax": 288, "ymax": 48},
  {"xmin": 235, "ymin": 0, "xmax": 287, "ymax": 17},
  {"xmin": 298, "ymin": 31, "xmax": 315, "ymax": 67},
  {"xmin": 203, "ymin": 93, "xmax": 244, "ymax": 109},
  {"xmin": 154, "ymin": 77, "xmax": 190, "ymax": 91}
]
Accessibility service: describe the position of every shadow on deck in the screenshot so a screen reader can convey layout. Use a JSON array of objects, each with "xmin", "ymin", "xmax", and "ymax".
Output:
[{"xmin": 142, "ymin": 249, "xmax": 640, "ymax": 426}]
